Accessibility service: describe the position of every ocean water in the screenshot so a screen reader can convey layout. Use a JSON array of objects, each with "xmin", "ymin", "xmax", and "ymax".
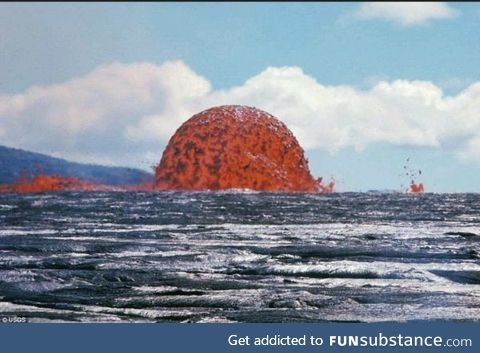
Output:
[{"xmin": 0, "ymin": 191, "xmax": 479, "ymax": 323}]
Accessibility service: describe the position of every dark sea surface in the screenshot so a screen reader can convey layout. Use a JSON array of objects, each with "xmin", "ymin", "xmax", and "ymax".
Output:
[{"xmin": 0, "ymin": 192, "xmax": 479, "ymax": 323}]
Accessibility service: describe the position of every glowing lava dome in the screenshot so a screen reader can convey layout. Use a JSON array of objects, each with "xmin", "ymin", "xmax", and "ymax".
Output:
[{"xmin": 155, "ymin": 105, "xmax": 332, "ymax": 192}]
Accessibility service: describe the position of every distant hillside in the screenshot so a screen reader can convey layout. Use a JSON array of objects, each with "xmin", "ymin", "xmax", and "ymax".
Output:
[{"xmin": 0, "ymin": 145, "xmax": 153, "ymax": 185}]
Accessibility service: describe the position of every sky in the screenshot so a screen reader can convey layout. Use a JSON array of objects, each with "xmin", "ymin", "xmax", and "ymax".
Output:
[{"xmin": 1, "ymin": 2, "xmax": 480, "ymax": 192}]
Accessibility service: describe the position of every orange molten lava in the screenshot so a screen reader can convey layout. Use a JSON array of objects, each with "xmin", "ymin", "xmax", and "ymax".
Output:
[
  {"xmin": 0, "ymin": 174, "xmax": 156, "ymax": 193},
  {"xmin": 1, "ymin": 174, "xmax": 99, "ymax": 193},
  {"xmin": 155, "ymin": 105, "xmax": 329, "ymax": 192},
  {"xmin": 409, "ymin": 182, "xmax": 424, "ymax": 193}
]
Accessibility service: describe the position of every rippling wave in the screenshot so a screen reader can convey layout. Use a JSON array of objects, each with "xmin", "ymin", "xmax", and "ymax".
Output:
[{"xmin": 0, "ymin": 192, "xmax": 479, "ymax": 322}]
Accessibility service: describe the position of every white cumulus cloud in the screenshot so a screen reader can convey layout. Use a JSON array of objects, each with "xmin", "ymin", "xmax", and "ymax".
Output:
[
  {"xmin": 1, "ymin": 60, "xmax": 480, "ymax": 170},
  {"xmin": 355, "ymin": 2, "xmax": 459, "ymax": 26},
  {"xmin": 0, "ymin": 60, "xmax": 211, "ymax": 170}
]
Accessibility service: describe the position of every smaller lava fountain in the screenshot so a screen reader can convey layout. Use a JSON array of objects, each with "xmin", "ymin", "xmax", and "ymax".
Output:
[
  {"xmin": 409, "ymin": 182, "xmax": 425, "ymax": 193},
  {"xmin": 402, "ymin": 158, "xmax": 425, "ymax": 193}
]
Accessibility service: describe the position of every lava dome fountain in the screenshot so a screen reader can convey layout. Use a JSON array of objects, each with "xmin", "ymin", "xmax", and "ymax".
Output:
[{"xmin": 155, "ymin": 105, "xmax": 330, "ymax": 192}]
